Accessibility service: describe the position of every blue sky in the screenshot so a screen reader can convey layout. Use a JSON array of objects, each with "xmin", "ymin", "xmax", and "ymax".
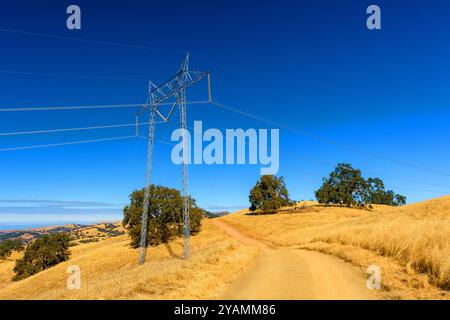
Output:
[{"xmin": 1, "ymin": 0, "xmax": 450, "ymax": 229}]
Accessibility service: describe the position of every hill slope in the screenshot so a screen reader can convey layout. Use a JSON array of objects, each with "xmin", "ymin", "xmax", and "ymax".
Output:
[
  {"xmin": 0, "ymin": 197, "xmax": 448, "ymax": 300},
  {"xmin": 0, "ymin": 220, "xmax": 257, "ymax": 299},
  {"xmin": 222, "ymin": 197, "xmax": 450, "ymax": 299}
]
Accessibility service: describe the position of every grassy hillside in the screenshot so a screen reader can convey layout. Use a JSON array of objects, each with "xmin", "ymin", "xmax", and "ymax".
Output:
[
  {"xmin": 0, "ymin": 220, "xmax": 257, "ymax": 300},
  {"xmin": 1, "ymin": 197, "xmax": 448, "ymax": 300},
  {"xmin": 0, "ymin": 251, "xmax": 21, "ymax": 291},
  {"xmin": 222, "ymin": 197, "xmax": 450, "ymax": 299}
]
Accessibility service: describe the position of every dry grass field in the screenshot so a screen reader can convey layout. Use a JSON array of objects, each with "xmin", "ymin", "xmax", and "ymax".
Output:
[
  {"xmin": 1, "ymin": 196, "xmax": 448, "ymax": 300},
  {"xmin": 222, "ymin": 197, "xmax": 450, "ymax": 299},
  {"xmin": 0, "ymin": 251, "xmax": 21, "ymax": 291},
  {"xmin": 0, "ymin": 219, "xmax": 258, "ymax": 300}
]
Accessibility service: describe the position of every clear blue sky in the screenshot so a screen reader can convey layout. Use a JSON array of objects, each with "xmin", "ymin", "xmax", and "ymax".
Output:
[{"xmin": 1, "ymin": 0, "xmax": 450, "ymax": 229}]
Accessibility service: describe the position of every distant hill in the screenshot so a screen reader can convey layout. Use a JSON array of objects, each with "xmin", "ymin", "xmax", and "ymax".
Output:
[
  {"xmin": 0, "ymin": 222, "xmax": 125, "ymax": 244},
  {"xmin": 204, "ymin": 211, "xmax": 231, "ymax": 218}
]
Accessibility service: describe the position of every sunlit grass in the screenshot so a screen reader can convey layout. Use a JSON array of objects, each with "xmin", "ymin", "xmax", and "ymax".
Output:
[
  {"xmin": 0, "ymin": 220, "xmax": 257, "ymax": 300},
  {"xmin": 223, "ymin": 197, "xmax": 450, "ymax": 297}
]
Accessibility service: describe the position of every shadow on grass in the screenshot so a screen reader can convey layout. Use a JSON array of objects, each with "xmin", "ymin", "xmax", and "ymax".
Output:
[{"xmin": 164, "ymin": 243, "xmax": 183, "ymax": 259}]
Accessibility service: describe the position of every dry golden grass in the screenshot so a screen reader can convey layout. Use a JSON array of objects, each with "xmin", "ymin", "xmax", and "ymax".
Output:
[
  {"xmin": 222, "ymin": 197, "xmax": 450, "ymax": 299},
  {"xmin": 2, "ymin": 197, "xmax": 449, "ymax": 300},
  {"xmin": 0, "ymin": 220, "xmax": 258, "ymax": 300},
  {"xmin": 0, "ymin": 251, "xmax": 22, "ymax": 291}
]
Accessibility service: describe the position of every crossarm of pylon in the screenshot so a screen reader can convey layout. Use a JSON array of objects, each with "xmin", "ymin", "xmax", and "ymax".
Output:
[{"xmin": 149, "ymin": 71, "xmax": 209, "ymax": 107}]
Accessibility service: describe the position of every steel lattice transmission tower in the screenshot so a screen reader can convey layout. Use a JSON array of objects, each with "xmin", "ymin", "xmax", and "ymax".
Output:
[{"xmin": 138, "ymin": 54, "xmax": 211, "ymax": 264}]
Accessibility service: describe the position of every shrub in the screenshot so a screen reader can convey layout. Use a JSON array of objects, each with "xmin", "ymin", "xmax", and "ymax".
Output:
[
  {"xmin": 13, "ymin": 233, "xmax": 70, "ymax": 281},
  {"xmin": 0, "ymin": 239, "xmax": 24, "ymax": 260}
]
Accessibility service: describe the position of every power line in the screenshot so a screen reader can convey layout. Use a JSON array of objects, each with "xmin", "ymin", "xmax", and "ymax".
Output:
[
  {"xmin": 290, "ymin": 169, "xmax": 450, "ymax": 194},
  {"xmin": 0, "ymin": 28, "xmax": 184, "ymax": 54},
  {"xmin": 0, "ymin": 27, "xmax": 233, "ymax": 72},
  {"xmin": 145, "ymin": 123, "xmax": 450, "ymax": 190},
  {"xmin": 0, "ymin": 120, "xmax": 447, "ymax": 195},
  {"xmin": 0, "ymin": 121, "xmax": 165, "ymax": 137},
  {"xmin": 0, "ymin": 135, "xmax": 135, "ymax": 152},
  {"xmin": 0, "ymin": 69, "xmax": 147, "ymax": 82},
  {"xmin": 3, "ymin": 115, "xmax": 438, "ymax": 191},
  {"xmin": 289, "ymin": 153, "xmax": 450, "ymax": 189},
  {"xmin": 0, "ymin": 100, "xmax": 211, "ymax": 112},
  {"xmin": 212, "ymin": 101, "xmax": 450, "ymax": 178},
  {"xmin": 137, "ymin": 132, "xmax": 450, "ymax": 195},
  {"xmin": 0, "ymin": 103, "xmax": 141, "ymax": 112},
  {"xmin": 0, "ymin": 98, "xmax": 448, "ymax": 192}
]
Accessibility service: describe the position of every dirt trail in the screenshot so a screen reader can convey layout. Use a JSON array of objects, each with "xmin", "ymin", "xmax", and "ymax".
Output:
[{"xmin": 212, "ymin": 219, "xmax": 379, "ymax": 300}]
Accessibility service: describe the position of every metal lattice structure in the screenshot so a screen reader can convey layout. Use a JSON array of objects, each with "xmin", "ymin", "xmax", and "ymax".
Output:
[{"xmin": 138, "ymin": 54, "xmax": 211, "ymax": 264}]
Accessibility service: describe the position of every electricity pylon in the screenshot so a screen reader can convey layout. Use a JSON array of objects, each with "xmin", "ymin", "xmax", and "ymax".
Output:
[{"xmin": 138, "ymin": 54, "xmax": 211, "ymax": 264}]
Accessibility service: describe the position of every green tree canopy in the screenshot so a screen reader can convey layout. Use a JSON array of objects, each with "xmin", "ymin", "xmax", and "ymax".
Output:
[
  {"xmin": 315, "ymin": 163, "xmax": 406, "ymax": 208},
  {"xmin": 122, "ymin": 185, "xmax": 204, "ymax": 248},
  {"xmin": 0, "ymin": 239, "xmax": 24, "ymax": 260},
  {"xmin": 13, "ymin": 233, "xmax": 70, "ymax": 281},
  {"xmin": 249, "ymin": 175, "xmax": 293, "ymax": 213}
]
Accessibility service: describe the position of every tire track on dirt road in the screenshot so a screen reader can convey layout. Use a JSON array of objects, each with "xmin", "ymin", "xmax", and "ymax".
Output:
[{"xmin": 212, "ymin": 219, "xmax": 379, "ymax": 300}]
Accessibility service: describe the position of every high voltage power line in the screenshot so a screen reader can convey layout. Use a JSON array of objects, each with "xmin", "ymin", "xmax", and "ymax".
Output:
[
  {"xmin": 0, "ymin": 27, "xmax": 233, "ymax": 72},
  {"xmin": 2, "ymin": 133, "xmax": 445, "ymax": 193},
  {"xmin": 0, "ymin": 135, "xmax": 135, "ymax": 152},
  {"xmin": 2, "ymin": 25, "xmax": 446, "ymax": 178},
  {"xmin": 286, "ymin": 153, "xmax": 450, "ymax": 190},
  {"xmin": 0, "ymin": 100, "xmax": 210, "ymax": 112},
  {"xmin": 211, "ymin": 101, "xmax": 450, "ymax": 178},
  {"xmin": 0, "ymin": 28, "xmax": 184, "ymax": 54},
  {"xmin": 0, "ymin": 101, "xmax": 447, "ymax": 187},
  {"xmin": 141, "ymin": 124, "xmax": 450, "ymax": 192},
  {"xmin": 0, "ymin": 25, "xmax": 446, "ymax": 179},
  {"xmin": 0, "ymin": 69, "xmax": 148, "ymax": 82},
  {"xmin": 0, "ymin": 103, "xmax": 141, "ymax": 112},
  {"xmin": 0, "ymin": 122, "xmax": 163, "ymax": 137},
  {"xmin": 290, "ymin": 169, "xmax": 450, "ymax": 194}
]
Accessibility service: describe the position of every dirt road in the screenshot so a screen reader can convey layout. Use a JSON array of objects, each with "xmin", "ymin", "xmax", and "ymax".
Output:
[{"xmin": 212, "ymin": 219, "xmax": 379, "ymax": 300}]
